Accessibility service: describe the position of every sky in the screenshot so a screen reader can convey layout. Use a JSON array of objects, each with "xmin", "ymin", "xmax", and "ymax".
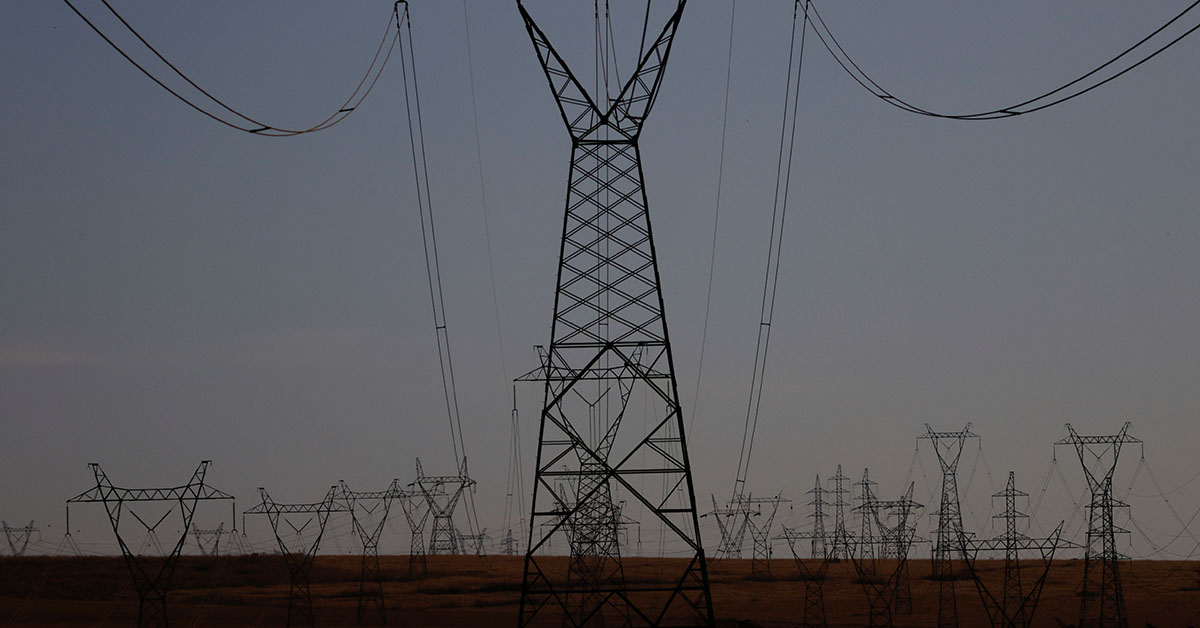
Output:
[{"xmin": 1, "ymin": 1, "xmax": 1198, "ymax": 559}]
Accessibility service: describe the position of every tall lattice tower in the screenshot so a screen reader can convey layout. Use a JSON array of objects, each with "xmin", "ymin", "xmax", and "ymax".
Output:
[
  {"xmin": 828, "ymin": 465, "xmax": 852, "ymax": 560},
  {"xmin": 919, "ymin": 423, "xmax": 979, "ymax": 628},
  {"xmin": 1055, "ymin": 423, "xmax": 1139, "ymax": 628},
  {"xmin": 515, "ymin": 1, "xmax": 714, "ymax": 626}
]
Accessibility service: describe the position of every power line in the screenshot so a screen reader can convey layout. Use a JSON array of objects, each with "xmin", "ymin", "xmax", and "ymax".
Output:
[
  {"xmin": 62, "ymin": 0, "xmax": 403, "ymax": 136},
  {"xmin": 732, "ymin": 0, "xmax": 810, "ymax": 499},
  {"xmin": 687, "ymin": 0, "xmax": 736, "ymax": 440},
  {"xmin": 805, "ymin": 0, "xmax": 1200, "ymax": 120}
]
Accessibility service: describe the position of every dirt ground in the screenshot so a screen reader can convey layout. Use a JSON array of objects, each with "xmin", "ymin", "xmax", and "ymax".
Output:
[{"xmin": 1, "ymin": 554, "xmax": 1197, "ymax": 627}]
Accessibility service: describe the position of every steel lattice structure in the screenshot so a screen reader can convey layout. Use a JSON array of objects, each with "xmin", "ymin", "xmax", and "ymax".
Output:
[
  {"xmin": 514, "ymin": 1, "xmax": 714, "ymax": 625},
  {"xmin": 827, "ymin": 465, "xmax": 853, "ymax": 561},
  {"xmin": 1055, "ymin": 422, "xmax": 1139, "ymax": 628},
  {"xmin": 398, "ymin": 481, "xmax": 434, "ymax": 577},
  {"xmin": 502, "ymin": 528, "xmax": 520, "ymax": 556},
  {"xmin": 339, "ymin": 479, "xmax": 403, "ymax": 624},
  {"xmin": 245, "ymin": 486, "xmax": 349, "ymax": 628},
  {"xmin": 190, "ymin": 522, "xmax": 226, "ymax": 556},
  {"xmin": 959, "ymin": 471, "xmax": 1076, "ymax": 628},
  {"xmin": 2, "ymin": 520, "xmax": 38, "ymax": 557},
  {"xmin": 773, "ymin": 476, "xmax": 835, "ymax": 628},
  {"xmin": 66, "ymin": 461, "xmax": 233, "ymax": 628},
  {"xmin": 850, "ymin": 472, "xmax": 922, "ymax": 628},
  {"xmin": 919, "ymin": 423, "xmax": 979, "ymax": 628},
  {"xmin": 778, "ymin": 524, "xmax": 830, "ymax": 628},
  {"xmin": 410, "ymin": 458, "xmax": 475, "ymax": 556}
]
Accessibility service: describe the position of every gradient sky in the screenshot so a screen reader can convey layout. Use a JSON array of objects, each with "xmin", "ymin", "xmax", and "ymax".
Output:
[{"xmin": 2, "ymin": 1, "xmax": 1198, "ymax": 558}]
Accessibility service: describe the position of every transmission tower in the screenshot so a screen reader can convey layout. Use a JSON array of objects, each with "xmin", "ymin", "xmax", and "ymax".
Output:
[
  {"xmin": 339, "ymin": 479, "xmax": 402, "ymax": 624},
  {"xmin": 513, "ymin": 1, "xmax": 714, "ymax": 626},
  {"xmin": 410, "ymin": 457, "xmax": 475, "ymax": 556},
  {"xmin": 808, "ymin": 476, "xmax": 828, "ymax": 559},
  {"xmin": 850, "ymin": 473, "xmax": 922, "ymax": 628},
  {"xmin": 460, "ymin": 527, "xmax": 490, "ymax": 555},
  {"xmin": 2, "ymin": 520, "xmax": 39, "ymax": 557},
  {"xmin": 959, "ymin": 471, "xmax": 1076, "ymax": 628},
  {"xmin": 191, "ymin": 522, "xmax": 226, "ymax": 556},
  {"xmin": 398, "ymin": 483, "xmax": 433, "ymax": 576},
  {"xmin": 919, "ymin": 423, "xmax": 979, "ymax": 628},
  {"xmin": 703, "ymin": 495, "xmax": 742, "ymax": 559},
  {"xmin": 745, "ymin": 493, "xmax": 788, "ymax": 574},
  {"xmin": 66, "ymin": 461, "xmax": 234, "ymax": 628},
  {"xmin": 828, "ymin": 465, "xmax": 852, "ymax": 560},
  {"xmin": 1055, "ymin": 422, "xmax": 1140, "ymax": 628},
  {"xmin": 245, "ymin": 486, "xmax": 349, "ymax": 628},
  {"xmin": 778, "ymin": 524, "xmax": 829, "ymax": 628},
  {"xmin": 501, "ymin": 528, "xmax": 519, "ymax": 556}
]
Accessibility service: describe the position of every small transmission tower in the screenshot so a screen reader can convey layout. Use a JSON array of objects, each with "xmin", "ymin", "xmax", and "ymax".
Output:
[
  {"xmin": 778, "ymin": 523, "xmax": 830, "ymax": 628},
  {"xmin": 399, "ymin": 483, "xmax": 434, "ymax": 576},
  {"xmin": 514, "ymin": 1, "xmax": 715, "ymax": 626},
  {"xmin": 3, "ymin": 520, "xmax": 39, "ymax": 557},
  {"xmin": 410, "ymin": 457, "xmax": 475, "ymax": 556},
  {"xmin": 501, "ymin": 528, "xmax": 519, "ymax": 556},
  {"xmin": 850, "ymin": 471, "xmax": 922, "ymax": 628},
  {"xmin": 191, "ymin": 522, "xmax": 226, "ymax": 556},
  {"xmin": 339, "ymin": 479, "xmax": 403, "ymax": 624},
  {"xmin": 245, "ymin": 486, "xmax": 349, "ymax": 628},
  {"xmin": 1055, "ymin": 422, "xmax": 1140, "ymax": 628},
  {"xmin": 959, "ymin": 471, "xmax": 1076, "ymax": 628},
  {"xmin": 919, "ymin": 423, "xmax": 979, "ymax": 628},
  {"xmin": 66, "ymin": 461, "xmax": 234, "ymax": 628},
  {"xmin": 828, "ymin": 465, "xmax": 852, "ymax": 560}
]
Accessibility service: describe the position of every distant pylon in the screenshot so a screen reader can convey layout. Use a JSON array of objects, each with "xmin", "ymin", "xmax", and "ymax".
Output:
[
  {"xmin": 339, "ymin": 479, "xmax": 402, "ymax": 624},
  {"xmin": 191, "ymin": 522, "xmax": 226, "ymax": 556},
  {"xmin": 850, "ymin": 476, "xmax": 922, "ymax": 628},
  {"xmin": 828, "ymin": 465, "xmax": 852, "ymax": 560},
  {"xmin": 919, "ymin": 423, "xmax": 979, "ymax": 628},
  {"xmin": 68, "ymin": 461, "xmax": 234, "ymax": 628},
  {"xmin": 1055, "ymin": 423, "xmax": 1139, "ymax": 628},
  {"xmin": 410, "ymin": 458, "xmax": 475, "ymax": 556},
  {"xmin": 808, "ymin": 476, "xmax": 828, "ymax": 560},
  {"xmin": 745, "ymin": 493, "xmax": 788, "ymax": 574},
  {"xmin": 778, "ymin": 523, "xmax": 829, "ymax": 628},
  {"xmin": 245, "ymin": 486, "xmax": 349, "ymax": 628},
  {"xmin": 501, "ymin": 528, "xmax": 519, "ymax": 556},
  {"xmin": 959, "ymin": 471, "xmax": 1077, "ymax": 628},
  {"xmin": 399, "ymin": 483, "xmax": 432, "ymax": 577},
  {"xmin": 2, "ymin": 520, "xmax": 38, "ymax": 557}
]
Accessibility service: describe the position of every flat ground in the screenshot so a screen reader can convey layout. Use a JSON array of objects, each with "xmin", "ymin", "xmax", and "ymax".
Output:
[{"xmin": 1, "ymin": 554, "xmax": 1197, "ymax": 627}]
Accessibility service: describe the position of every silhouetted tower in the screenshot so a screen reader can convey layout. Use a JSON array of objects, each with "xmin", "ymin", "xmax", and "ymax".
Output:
[
  {"xmin": 340, "ymin": 479, "xmax": 402, "ymax": 624},
  {"xmin": 461, "ymin": 528, "xmax": 490, "ymax": 555},
  {"xmin": 855, "ymin": 469, "xmax": 879, "ymax": 562},
  {"xmin": 737, "ymin": 493, "xmax": 789, "ymax": 574},
  {"xmin": 1055, "ymin": 423, "xmax": 1139, "ymax": 628},
  {"xmin": 191, "ymin": 522, "xmax": 225, "ymax": 556},
  {"xmin": 3, "ymin": 521, "xmax": 38, "ymax": 557},
  {"xmin": 850, "ymin": 479, "xmax": 922, "ymax": 628},
  {"xmin": 67, "ymin": 461, "xmax": 233, "ymax": 628},
  {"xmin": 959, "ymin": 471, "xmax": 1074, "ymax": 628},
  {"xmin": 411, "ymin": 458, "xmax": 475, "ymax": 556},
  {"xmin": 514, "ymin": 1, "xmax": 714, "ymax": 626},
  {"xmin": 501, "ymin": 528, "xmax": 519, "ymax": 556},
  {"xmin": 399, "ymin": 483, "xmax": 434, "ymax": 576},
  {"xmin": 245, "ymin": 486, "xmax": 349, "ymax": 628},
  {"xmin": 828, "ymin": 465, "xmax": 852, "ymax": 560},
  {"xmin": 778, "ymin": 524, "xmax": 829, "ymax": 628},
  {"xmin": 919, "ymin": 423, "xmax": 979, "ymax": 628},
  {"xmin": 808, "ymin": 476, "xmax": 828, "ymax": 559}
]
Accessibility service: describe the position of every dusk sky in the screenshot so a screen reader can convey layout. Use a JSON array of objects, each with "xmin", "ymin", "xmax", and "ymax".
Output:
[{"xmin": 2, "ymin": 1, "xmax": 1198, "ymax": 558}]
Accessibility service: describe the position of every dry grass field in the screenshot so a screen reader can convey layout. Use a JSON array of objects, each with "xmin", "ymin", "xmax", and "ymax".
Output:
[{"xmin": 1, "ymin": 554, "xmax": 1197, "ymax": 627}]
